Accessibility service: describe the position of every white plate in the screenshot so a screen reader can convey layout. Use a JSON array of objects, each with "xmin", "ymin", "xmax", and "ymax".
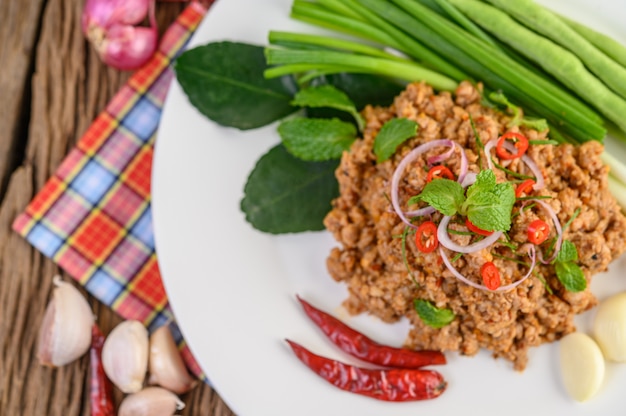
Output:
[{"xmin": 152, "ymin": 1, "xmax": 626, "ymax": 415}]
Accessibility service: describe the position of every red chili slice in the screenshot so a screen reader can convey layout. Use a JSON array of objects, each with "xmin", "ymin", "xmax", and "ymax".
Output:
[
  {"xmin": 480, "ymin": 262, "xmax": 501, "ymax": 291},
  {"xmin": 465, "ymin": 218, "xmax": 493, "ymax": 236},
  {"xmin": 426, "ymin": 165, "xmax": 455, "ymax": 182},
  {"xmin": 415, "ymin": 221, "xmax": 438, "ymax": 253},
  {"xmin": 496, "ymin": 132, "xmax": 529, "ymax": 160},
  {"xmin": 515, "ymin": 179, "xmax": 536, "ymax": 198},
  {"xmin": 527, "ymin": 219, "xmax": 550, "ymax": 245}
]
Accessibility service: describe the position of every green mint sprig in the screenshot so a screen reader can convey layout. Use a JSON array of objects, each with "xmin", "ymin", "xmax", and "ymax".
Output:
[
  {"xmin": 554, "ymin": 240, "xmax": 587, "ymax": 292},
  {"xmin": 413, "ymin": 169, "xmax": 515, "ymax": 232}
]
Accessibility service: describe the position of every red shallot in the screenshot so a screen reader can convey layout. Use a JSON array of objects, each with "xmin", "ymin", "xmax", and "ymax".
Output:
[
  {"xmin": 82, "ymin": 0, "xmax": 158, "ymax": 70},
  {"xmin": 391, "ymin": 139, "xmax": 468, "ymax": 226}
]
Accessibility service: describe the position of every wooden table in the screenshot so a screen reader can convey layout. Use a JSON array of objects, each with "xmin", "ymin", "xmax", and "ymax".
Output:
[{"xmin": 0, "ymin": 1, "xmax": 235, "ymax": 414}]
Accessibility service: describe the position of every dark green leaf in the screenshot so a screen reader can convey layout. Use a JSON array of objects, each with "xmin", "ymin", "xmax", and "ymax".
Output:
[
  {"xmin": 555, "ymin": 261, "xmax": 587, "ymax": 292},
  {"xmin": 414, "ymin": 299, "xmax": 455, "ymax": 329},
  {"xmin": 373, "ymin": 118, "xmax": 419, "ymax": 162},
  {"xmin": 240, "ymin": 145, "xmax": 339, "ymax": 233},
  {"xmin": 310, "ymin": 73, "xmax": 405, "ymax": 109},
  {"xmin": 413, "ymin": 179, "xmax": 464, "ymax": 216},
  {"xmin": 278, "ymin": 118, "xmax": 356, "ymax": 161},
  {"xmin": 556, "ymin": 240, "xmax": 579, "ymax": 263},
  {"xmin": 175, "ymin": 42, "xmax": 298, "ymax": 130}
]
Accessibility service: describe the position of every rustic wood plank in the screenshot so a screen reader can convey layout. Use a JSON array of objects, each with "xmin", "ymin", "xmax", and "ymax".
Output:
[
  {"xmin": 0, "ymin": 0, "xmax": 46, "ymax": 198},
  {"xmin": 0, "ymin": 1, "xmax": 236, "ymax": 414}
]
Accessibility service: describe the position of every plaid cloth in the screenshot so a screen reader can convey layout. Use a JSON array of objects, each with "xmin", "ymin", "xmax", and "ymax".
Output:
[{"xmin": 13, "ymin": 1, "xmax": 210, "ymax": 380}]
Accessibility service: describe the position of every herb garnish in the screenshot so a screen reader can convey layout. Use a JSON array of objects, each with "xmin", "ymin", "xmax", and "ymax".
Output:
[
  {"xmin": 373, "ymin": 118, "xmax": 419, "ymax": 163},
  {"xmin": 278, "ymin": 118, "xmax": 356, "ymax": 161},
  {"xmin": 290, "ymin": 85, "xmax": 365, "ymax": 131},
  {"xmin": 414, "ymin": 299, "xmax": 455, "ymax": 329},
  {"xmin": 554, "ymin": 240, "xmax": 587, "ymax": 292},
  {"xmin": 412, "ymin": 169, "xmax": 515, "ymax": 232}
]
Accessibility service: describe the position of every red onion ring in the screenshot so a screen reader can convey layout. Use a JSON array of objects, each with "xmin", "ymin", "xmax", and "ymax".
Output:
[
  {"xmin": 484, "ymin": 139, "xmax": 545, "ymax": 191},
  {"xmin": 439, "ymin": 244, "xmax": 536, "ymax": 292},
  {"xmin": 391, "ymin": 140, "xmax": 468, "ymax": 226},
  {"xmin": 532, "ymin": 199, "xmax": 564, "ymax": 264},
  {"xmin": 427, "ymin": 145, "xmax": 455, "ymax": 165},
  {"xmin": 437, "ymin": 216, "xmax": 503, "ymax": 253}
]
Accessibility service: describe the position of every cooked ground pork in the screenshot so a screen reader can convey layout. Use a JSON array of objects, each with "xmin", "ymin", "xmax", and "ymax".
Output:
[{"xmin": 323, "ymin": 81, "xmax": 626, "ymax": 371}]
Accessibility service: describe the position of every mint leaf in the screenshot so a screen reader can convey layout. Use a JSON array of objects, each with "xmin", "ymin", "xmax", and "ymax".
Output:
[
  {"xmin": 373, "ymin": 118, "xmax": 419, "ymax": 163},
  {"xmin": 241, "ymin": 145, "xmax": 339, "ymax": 234},
  {"xmin": 414, "ymin": 299, "xmax": 455, "ymax": 329},
  {"xmin": 291, "ymin": 85, "xmax": 364, "ymax": 130},
  {"xmin": 556, "ymin": 240, "xmax": 579, "ymax": 263},
  {"xmin": 555, "ymin": 261, "xmax": 587, "ymax": 292},
  {"xmin": 278, "ymin": 118, "xmax": 356, "ymax": 161},
  {"xmin": 464, "ymin": 170, "xmax": 515, "ymax": 231},
  {"xmin": 413, "ymin": 179, "xmax": 464, "ymax": 216},
  {"xmin": 175, "ymin": 42, "xmax": 297, "ymax": 130}
]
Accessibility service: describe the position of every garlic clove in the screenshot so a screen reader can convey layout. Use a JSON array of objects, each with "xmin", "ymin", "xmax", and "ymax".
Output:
[
  {"xmin": 592, "ymin": 292, "xmax": 626, "ymax": 361},
  {"xmin": 102, "ymin": 320, "xmax": 149, "ymax": 393},
  {"xmin": 118, "ymin": 386, "xmax": 184, "ymax": 416},
  {"xmin": 148, "ymin": 325, "xmax": 197, "ymax": 394},
  {"xmin": 37, "ymin": 276, "xmax": 95, "ymax": 367},
  {"xmin": 559, "ymin": 332, "xmax": 605, "ymax": 402}
]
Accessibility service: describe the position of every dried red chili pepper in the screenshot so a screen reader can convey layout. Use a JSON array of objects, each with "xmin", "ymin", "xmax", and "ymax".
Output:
[
  {"xmin": 296, "ymin": 296, "xmax": 446, "ymax": 368},
  {"xmin": 286, "ymin": 339, "xmax": 447, "ymax": 401},
  {"xmin": 90, "ymin": 324, "xmax": 115, "ymax": 416}
]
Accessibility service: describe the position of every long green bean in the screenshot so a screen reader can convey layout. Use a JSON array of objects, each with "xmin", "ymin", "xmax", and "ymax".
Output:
[
  {"xmin": 485, "ymin": 0, "xmax": 626, "ymax": 101},
  {"xmin": 560, "ymin": 15, "xmax": 626, "ymax": 69},
  {"xmin": 448, "ymin": 0, "xmax": 626, "ymax": 136},
  {"xmin": 356, "ymin": 0, "xmax": 605, "ymax": 140}
]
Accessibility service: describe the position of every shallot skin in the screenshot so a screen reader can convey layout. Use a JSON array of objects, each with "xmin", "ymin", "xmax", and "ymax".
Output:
[{"xmin": 82, "ymin": 0, "xmax": 157, "ymax": 70}]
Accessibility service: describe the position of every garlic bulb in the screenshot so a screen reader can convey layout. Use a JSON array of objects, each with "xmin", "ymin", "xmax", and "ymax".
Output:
[
  {"xmin": 37, "ymin": 276, "xmax": 95, "ymax": 367},
  {"xmin": 102, "ymin": 320, "xmax": 149, "ymax": 393},
  {"xmin": 593, "ymin": 292, "xmax": 626, "ymax": 361},
  {"xmin": 148, "ymin": 325, "xmax": 197, "ymax": 394},
  {"xmin": 118, "ymin": 387, "xmax": 185, "ymax": 416},
  {"xmin": 559, "ymin": 332, "xmax": 605, "ymax": 402}
]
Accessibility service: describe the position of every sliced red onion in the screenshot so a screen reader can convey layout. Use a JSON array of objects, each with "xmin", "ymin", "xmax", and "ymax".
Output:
[
  {"xmin": 391, "ymin": 140, "xmax": 468, "ymax": 226},
  {"xmin": 439, "ymin": 244, "xmax": 536, "ymax": 292},
  {"xmin": 532, "ymin": 199, "xmax": 564, "ymax": 264},
  {"xmin": 461, "ymin": 172, "xmax": 477, "ymax": 188},
  {"xmin": 484, "ymin": 139, "xmax": 545, "ymax": 191},
  {"xmin": 437, "ymin": 216, "xmax": 503, "ymax": 253},
  {"xmin": 427, "ymin": 145, "xmax": 455, "ymax": 165}
]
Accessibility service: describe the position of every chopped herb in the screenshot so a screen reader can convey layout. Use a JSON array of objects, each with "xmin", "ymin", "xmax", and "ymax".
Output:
[
  {"xmin": 516, "ymin": 195, "xmax": 553, "ymax": 201},
  {"xmin": 528, "ymin": 139, "xmax": 560, "ymax": 146},
  {"xmin": 563, "ymin": 207, "xmax": 582, "ymax": 231},
  {"xmin": 447, "ymin": 228, "xmax": 474, "ymax": 236},
  {"xmin": 491, "ymin": 158, "xmax": 536, "ymax": 180},
  {"xmin": 534, "ymin": 273, "xmax": 554, "ymax": 295},
  {"xmin": 373, "ymin": 118, "xmax": 419, "ymax": 162},
  {"xmin": 489, "ymin": 91, "xmax": 548, "ymax": 131},
  {"xmin": 414, "ymin": 299, "xmax": 455, "ymax": 329},
  {"xmin": 451, "ymin": 252, "xmax": 463, "ymax": 262},
  {"xmin": 401, "ymin": 226, "xmax": 418, "ymax": 285}
]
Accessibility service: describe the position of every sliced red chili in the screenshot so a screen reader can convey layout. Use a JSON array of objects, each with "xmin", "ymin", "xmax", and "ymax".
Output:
[
  {"xmin": 415, "ymin": 221, "xmax": 439, "ymax": 253},
  {"xmin": 527, "ymin": 219, "xmax": 550, "ymax": 245},
  {"xmin": 480, "ymin": 262, "xmax": 501, "ymax": 291},
  {"xmin": 426, "ymin": 165, "xmax": 454, "ymax": 182},
  {"xmin": 286, "ymin": 339, "xmax": 447, "ymax": 401},
  {"xmin": 465, "ymin": 218, "xmax": 493, "ymax": 236},
  {"xmin": 515, "ymin": 178, "xmax": 536, "ymax": 198},
  {"xmin": 496, "ymin": 132, "xmax": 529, "ymax": 160}
]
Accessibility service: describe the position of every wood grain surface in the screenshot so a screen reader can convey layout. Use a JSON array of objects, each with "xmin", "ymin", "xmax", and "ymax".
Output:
[{"xmin": 0, "ymin": 1, "xmax": 235, "ymax": 415}]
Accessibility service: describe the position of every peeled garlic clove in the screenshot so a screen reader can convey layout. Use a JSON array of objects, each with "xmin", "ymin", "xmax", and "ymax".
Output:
[
  {"xmin": 559, "ymin": 332, "xmax": 605, "ymax": 402},
  {"xmin": 593, "ymin": 292, "xmax": 626, "ymax": 361},
  {"xmin": 148, "ymin": 325, "xmax": 197, "ymax": 394},
  {"xmin": 118, "ymin": 386, "xmax": 184, "ymax": 416},
  {"xmin": 37, "ymin": 276, "xmax": 95, "ymax": 367},
  {"xmin": 102, "ymin": 320, "xmax": 148, "ymax": 393}
]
